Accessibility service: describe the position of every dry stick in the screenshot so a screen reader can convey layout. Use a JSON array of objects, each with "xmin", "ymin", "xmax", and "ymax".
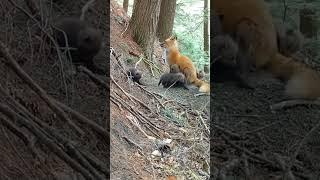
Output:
[
  {"xmin": 218, "ymin": 159, "xmax": 241, "ymax": 180},
  {"xmin": 0, "ymin": 116, "xmax": 41, "ymax": 160},
  {"xmin": 134, "ymin": 56, "xmax": 143, "ymax": 69},
  {"xmin": 110, "ymin": 97, "xmax": 123, "ymax": 111},
  {"xmin": 242, "ymin": 120, "xmax": 281, "ymax": 135},
  {"xmin": 111, "ymin": 49, "xmax": 128, "ymax": 76},
  {"xmin": 0, "ymin": 40, "xmax": 84, "ymax": 136},
  {"xmin": 120, "ymin": 21, "xmax": 129, "ymax": 37},
  {"xmin": 0, "ymin": 104, "xmax": 95, "ymax": 180},
  {"xmin": 78, "ymin": 66, "xmax": 109, "ymax": 89},
  {"xmin": 287, "ymin": 117, "xmax": 320, "ymax": 176},
  {"xmin": 125, "ymin": 110, "xmax": 155, "ymax": 140},
  {"xmin": 111, "ymin": 95, "xmax": 158, "ymax": 138},
  {"xmin": 111, "ymin": 91, "xmax": 161, "ymax": 134},
  {"xmin": 212, "ymin": 123, "xmax": 241, "ymax": 139},
  {"xmin": 274, "ymin": 153, "xmax": 294, "ymax": 179},
  {"xmin": 1, "ymin": 87, "xmax": 109, "ymax": 178},
  {"xmin": 80, "ymin": 150, "xmax": 109, "ymax": 177},
  {"xmin": 80, "ymin": 0, "xmax": 96, "ymax": 20},
  {"xmin": 221, "ymin": 135, "xmax": 275, "ymax": 165},
  {"xmin": 196, "ymin": 111, "xmax": 209, "ymax": 135},
  {"xmin": 221, "ymin": 135, "xmax": 309, "ymax": 179},
  {"xmin": 110, "ymin": 76, "xmax": 135, "ymax": 103},
  {"xmin": 22, "ymin": 0, "xmax": 40, "ymax": 19},
  {"xmin": 64, "ymin": 143, "xmax": 105, "ymax": 180},
  {"xmin": 135, "ymin": 83, "xmax": 165, "ymax": 108},
  {"xmin": 270, "ymin": 99, "xmax": 320, "ymax": 111},
  {"xmin": 241, "ymin": 154, "xmax": 251, "ymax": 179},
  {"xmin": 0, "ymin": 85, "xmax": 57, "ymax": 139},
  {"xmin": 53, "ymin": 100, "xmax": 109, "ymax": 139},
  {"xmin": 121, "ymin": 135, "xmax": 143, "ymax": 151},
  {"xmin": 111, "ymin": 76, "xmax": 152, "ymax": 112},
  {"xmin": 0, "ymin": 124, "xmax": 35, "ymax": 178},
  {"xmin": 8, "ymin": 0, "xmax": 70, "ymax": 101}
]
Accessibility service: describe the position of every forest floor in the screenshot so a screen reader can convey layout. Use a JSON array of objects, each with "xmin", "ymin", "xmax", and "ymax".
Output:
[
  {"xmin": 111, "ymin": 1, "xmax": 320, "ymax": 180},
  {"xmin": 0, "ymin": 0, "xmax": 319, "ymax": 179},
  {"xmin": 110, "ymin": 1, "xmax": 210, "ymax": 179}
]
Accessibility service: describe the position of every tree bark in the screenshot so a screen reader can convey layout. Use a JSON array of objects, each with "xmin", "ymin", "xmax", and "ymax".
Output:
[
  {"xmin": 157, "ymin": 0, "xmax": 177, "ymax": 42},
  {"xmin": 129, "ymin": 0, "xmax": 162, "ymax": 59},
  {"xmin": 204, "ymin": 0, "xmax": 209, "ymax": 53},
  {"xmin": 299, "ymin": 7, "xmax": 318, "ymax": 39},
  {"xmin": 123, "ymin": 0, "xmax": 129, "ymax": 13}
]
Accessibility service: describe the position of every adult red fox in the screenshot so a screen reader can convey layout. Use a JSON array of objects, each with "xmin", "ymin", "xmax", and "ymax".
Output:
[
  {"xmin": 213, "ymin": 0, "xmax": 320, "ymax": 99},
  {"xmin": 162, "ymin": 36, "xmax": 210, "ymax": 94}
]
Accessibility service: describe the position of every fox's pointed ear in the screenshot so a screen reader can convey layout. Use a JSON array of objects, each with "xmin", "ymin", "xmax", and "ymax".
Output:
[
  {"xmin": 173, "ymin": 35, "xmax": 177, "ymax": 40},
  {"xmin": 170, "ymin": 34, "xmax": 177, "ymax": 40}
]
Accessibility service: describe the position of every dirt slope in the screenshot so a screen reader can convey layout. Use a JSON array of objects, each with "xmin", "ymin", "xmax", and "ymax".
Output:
[{"xmin": 110, "ymin": 1, "xmax": 210, "ymax": 179}]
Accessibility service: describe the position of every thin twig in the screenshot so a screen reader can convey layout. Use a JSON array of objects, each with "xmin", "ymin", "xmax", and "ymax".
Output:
[
  {"xmin": 80, "ymin": 0, "xmax": 96, "ymax": 20},
  {"xmin": 270, "ymin": 99, "xmax": 320, "ymax": 111},
  {"xmin": 0, "ymin": 104, "xmax": 95, "ymax": 180},
  {"xmin": 0, "ymin": 40, "xmax": 84, "ymax": 135}
]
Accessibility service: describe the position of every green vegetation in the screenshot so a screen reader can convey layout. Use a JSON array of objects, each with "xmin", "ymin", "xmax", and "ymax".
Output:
[
  {"xmin": 269, "ymin": 0, "xmax": 320, "ymax": 63},
  {"xmin": 116, "ymin": 0, "xmax": 209, "ymax": 70},
  {"xmin": 173, "ymin": 0, "xmax": 209, "ymax": 70}
]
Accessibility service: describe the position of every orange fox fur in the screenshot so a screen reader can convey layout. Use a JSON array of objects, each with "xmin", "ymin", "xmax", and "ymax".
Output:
[
  {"xmin": 213, "ymin": 0, "xmax": 320, "ymax": 99},
  {"xmin": 163, "ymin": 36, "xmax": 210, "ymax": 94}
]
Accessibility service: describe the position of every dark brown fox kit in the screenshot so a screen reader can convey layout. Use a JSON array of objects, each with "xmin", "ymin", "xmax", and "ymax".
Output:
[
  {"xmin": 214, "ymin": 0, "xmax": 320, "ymax": 99},
  {"xmin": 53, "ymin": 17, "xmax": 103, "ymax": 74},
  {"xmin": 158, "ymin": 64, "xmax": 188, "ymax": 89},
  {"xmin": 274, "ymin": 22, "xmax": 303, "ymax": 57},
  {"xmin": 127, "ymin": 67, "xmax": 143, "ymax": 84}
]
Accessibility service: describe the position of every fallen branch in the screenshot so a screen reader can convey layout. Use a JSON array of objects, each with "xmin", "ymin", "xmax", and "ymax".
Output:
[
  {"xmin": 53, "ymin": 100, "xmax": 109, "ymax": 139},
  {"xmin": 0, "ymin": 104, "xmax": 95, "ymax": 180},
  {"xmin": 0, "ymin": 40, "xmax": 84, "ymax": 135},
  {"xmin": 134, "ymin": 56, "xmax": 143, "ymax": 69},
  {"xmin": 135, "ymin": 84, "xmax": 165, "ymax": 108},
  {"xmin": 0, "ymin": 116, "xmax": 41, "ymax": 161},
  {"xmin": 125, "ymin": 109, "xmax": 156, "ymax": 140},
  {"xmin": 1, "ymin": 87, "xmax": 109, "ymax": 177},
  {"xmin": 23, "ymin": 0, "xmax": 40, "ymax": 19},
  {"xmin": 80, "ymin": 150, "xmax": 110, "ymax": 177},
  {"xmin": 78, "ymin": 66, "xmax": 109, "ymax": 89},
  {"xmin": 221, "ymin": 135, "xmax": 309, "ymax": 179},
  {"xmin": 196, "ymin": 111, "xmax": 210, "ymax": 135},
  {"xmin": 212, "ymin": 122, "xmax": 241, "ymax": 139},
  {"xmin": 110, "ymin": 76, "xmax": 136, "ymax": 104},
  {"xmin": 111, "ymin": 94, "xmax": 159, "ymax": 138},
  {"xmin": 218, "ymin": 159, "xmax": 241, "ymax": 180},
  {"xmin": 241, "ymin": 154, "xmax": 250, "ymax": 179},
  {"xmin": 270, "ymin": 99, "xmax": 320, "ymax": 111},
  {"xmin": 64, "ymin": 142, "xmax": 104, "ymax": 179},
  {"xmin": 286, "ymin": 116, "xmax": 320, "ymax": 177},
  {"xmin": 80, "ymin": 0, "xmax": 96, "ymax": 20}
]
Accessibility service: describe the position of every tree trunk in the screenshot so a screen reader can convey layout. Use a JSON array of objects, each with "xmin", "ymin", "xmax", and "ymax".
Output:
[
  {"xmin": 123, "ymin": 0, "xmax": 129, "ymax": 13},
  {"xmin": 156, "ymin": 0, "xmax": 177, "ymax": 42},
  {"xmin": 129, "ymin": 0, "xmax": 162, "ymax": 59},
  {"xmin": 299, "ymin": 7, "xmax": 318, "ymax": 39},
  {"xmin": 204, "ymin": 0, "xmax": 209, "ymax": 53}
]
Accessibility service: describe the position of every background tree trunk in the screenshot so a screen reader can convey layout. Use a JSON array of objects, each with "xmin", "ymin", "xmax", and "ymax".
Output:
[
  {"xmin": 129, "ymin": 0, "xmax": 162, "ymax": 59},
  {"xmin": 156, "ymin": 0, "xmax": 177, "ymax": 42},
  {"xmin": 299, "ymin": 7, "xmax": 318, "ymax": 39},
  {"xmin": 123, "ymin": 0, "xmax": 129, "ymax": 13},
  {"xmin": 203, "ymin": 0, "xmax": 209, "ymax": 53}
]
